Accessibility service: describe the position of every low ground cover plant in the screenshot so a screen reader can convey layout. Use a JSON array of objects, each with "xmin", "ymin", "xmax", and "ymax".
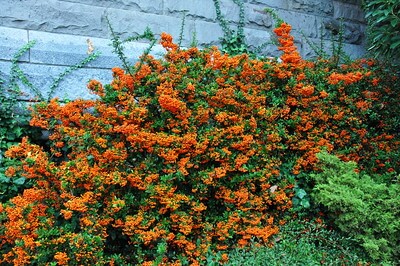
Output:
[
  {"xmin": 0, "ymin": 18, "xmax": 399, "ymax": 265},
  {"xmin": 222, "ymin": 219, "xmax": 368, "ymax": 266}
]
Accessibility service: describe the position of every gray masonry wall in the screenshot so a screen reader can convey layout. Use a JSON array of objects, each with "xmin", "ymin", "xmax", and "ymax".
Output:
[{"xmin": 0, "ymin": 0, "xmax": 366, "ymax": 100}]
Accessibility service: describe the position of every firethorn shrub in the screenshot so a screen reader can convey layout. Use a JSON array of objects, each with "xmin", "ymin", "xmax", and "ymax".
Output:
[{"xmin": 0, "ymin": 22, "xmax": 398, "ymax": 265}]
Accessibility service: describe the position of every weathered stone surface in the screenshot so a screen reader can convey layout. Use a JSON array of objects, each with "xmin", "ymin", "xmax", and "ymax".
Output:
[
  {"xmin": 302, "ymin": 37, "xmax": 366, "ymax": 59},
  {"xmin": 0, "ymin": 27, "xmax": 29, "ymax": 62},
  {"xmin": 105, "ymin": 8, "xmax": 197, "ymax": 46},
  {"xmin": 274, "ymin": 9, "xmax": 318, "ymax": 38},
  {"xmin": 0, "ymin": 61, "xmax": 111, "ymax": 100},
  {"xmin": 317, "ymin": 16, "xmax": 365, "ymax": 45},
  {"xmin": 0, "ymin": 29, "xmax": 166, "ymax": 101},
  {"xmin": 342, "ymin": 23, "xmax": 365, "ymax": 45},
  {"xmin": 341, "ymin": 42, "xmax": 366, "ymax": 58},
  {"xmin": 0, "ymin": 0, "xmax": 367, "ymax": 100},
  {"xmin": 164, "ymin": 0, "xmax": 217, "ymax": 22},
  {"xmin": 28, "ymin": 30, "xmax": 165, "ymax": 68},
  {"xmin": 0, "ymin": 0, "xmax": 366, "ymax": 49},
  {"xmin": 219, "ymin": 0, "xmax": 242, "ymax": 23},
  {"xmin": 191, "ymin": 20, "xmax": 224, "ymax": 47},
  {"xmin": 246, "ymin": 4, "xmax": 274, "ymax": 29},
  {"xmin": 301, "ymin": 38, "xmax": 334, "ymax": 59},
  {"xmin": 244, "ymin": 27, "xmax": 272, "ymax": 49},
  {"xmin": 0, "ymin": 0, "xmax": 105, "ymax": 37},
  {"xmin": 289, "ymin": 0, "xmax": 334, "ymax": 16},
  {"xmin": 29, "ymin": 31, "xmax": 103, "ymax": 67},
  {"xmin": 249, "ymin": 0, "xmax": 289, "ymax": 10},
  {"xmin": 335, "ymin": 0, "xmax": 363, "ymax": 4},
  {"xmin": 333, "ymin": 1, "xmax": 365, "ymax": 23},
  {"xmin": 169, "ymin": 0, "xmax": 242, "ymax": 23},
  {"xmin": 59, "ymin": 0, "xmax": 163, "ymax": 14}
]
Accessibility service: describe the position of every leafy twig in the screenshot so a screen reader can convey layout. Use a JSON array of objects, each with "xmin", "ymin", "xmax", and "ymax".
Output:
[
  {"xmin": 106, "ymin": 15, "xmax": 133, "ymax": 76},
  {"xmin": 47, "ymin": 51, "xmax": 100, "ymax": 101}
]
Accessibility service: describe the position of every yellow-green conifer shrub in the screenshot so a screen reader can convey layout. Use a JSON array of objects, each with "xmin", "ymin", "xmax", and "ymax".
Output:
[{"xmin": 311, "ymin": 151, "xmax": 400, "ymax": 264}]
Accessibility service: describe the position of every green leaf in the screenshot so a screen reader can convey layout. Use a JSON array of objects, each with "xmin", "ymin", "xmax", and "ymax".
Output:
[
  {"xmin": 390, "ymin": 41, "xmax": 400, "ymax": 49},
  {"xmin": 390, "ymin": 18, "xmax": 399, "ymax": 28},
  {"xmin": 0, "ymin": 175, "xmax": 11, "ymax": 183},
  {"xmin": 300, "ymin": 199, "xmax": 310, "ymax": 208},
  {"xmin": 292, "ymin": 197, "xmax": 300, "ymax": 206},
  {"xmin": 13, "ymin": 177, "xmax": 26, "ymax": 185},
  {"xmin": 296, "ymin": 189, "xmax": 307, "ymax": 199}
]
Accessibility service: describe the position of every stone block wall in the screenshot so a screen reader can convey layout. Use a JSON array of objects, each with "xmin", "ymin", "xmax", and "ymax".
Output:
[{"xmin": 0, "ymin": 0, "xmax": 366, "ymax": 100}]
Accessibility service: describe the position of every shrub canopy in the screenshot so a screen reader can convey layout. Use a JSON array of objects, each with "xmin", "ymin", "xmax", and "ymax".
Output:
[{"xmin": 0, "ymin": 22, "xmax": 399, "ymax": 265}]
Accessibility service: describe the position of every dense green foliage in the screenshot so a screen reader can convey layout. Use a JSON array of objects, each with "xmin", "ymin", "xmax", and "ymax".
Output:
[
  {"xmin": 223, "ymin": 219, "xmax": 368, "ymax": 265},
  {"xmin": 0, "ymin": 3, "xmax": 399, "ymax": 264},
  {"xmin": 0, "ymin": 40, "xmax": 99, "ymax": 203},
  {"xmin": 311, "ymin": 151, "xmax": 400, "ymax": 264},
  {"xmin": 363, "ymin": 0, "xmax": 400, "ymax": 64},
  {"xmin": 1, "ymin": 22, "xmax": 399, "ymax": 264},
  {"xmin": 0, "ymin": 42, "xmax": 35, "ymax": 153},
  {"xmin": 213, "ymin": 0, "xmax": 248, "ymax": 55},
  {"xmin": 0, "ymin": 43, "xmax": 34, "ymax": 202}
]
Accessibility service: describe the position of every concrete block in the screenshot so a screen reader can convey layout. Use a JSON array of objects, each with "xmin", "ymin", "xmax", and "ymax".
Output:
[
  {"xmin": 58, "ymin": 0, "xmax": 163, "ymax": 14},
  {"xmin": 191, "ymin": 20, "xmax": 224, "ymax": 47},
  {"xmin": 178, "ymin": 18, "xmax": 202, "ymax": 47},
  {"xmin": 255, "ymin": 43, "xmax": 280, "ymax": 58},
  {"xmin": 164, "ymin": 0, "xmax": 217, "ymax": 22},
  {"xmin": 333, "ymin": 1, "xmax": 365, "ymax": 23},
  {"xmin": 0, "ymin": 27, "xmax": 29, "ymax": 62},
  {"xmin": 105, "ymin": 8, "xmax": 197, "ymax": 47},
  {"xmin": 249, "ymin": 0, "xmax": 289, "ymax": 10},
  {"xmin": 274, "ymin": 9, "xmax": 318, "ymax": 38},
  {"xmin": 289, "ymin": 0, "xmax": 334, "ymax": 16},
  {"xmin": 244, "ymin": 27, "xmax": 272, "ymax": 50},
  {"xmin": 0, "ymin": 60, "xmax": 112, "ymax": 100},
  {"xmin": 342, "ymin": 22, "xmax": 364, "ymax": 45},
  {"xmin": 342, "ymin": 0, "xmax": 363, "ymax": 4},
  {"xmin": 302, "ymin": 37, "xmax": 366, "ymax": 59},
  {"xmin": 28, "ymin": 30, "xmax": 165, "ymax": 69},
  {"xmin": 219, "ymin": 0, "xmax": 242, "ymax": 23},
  {"xmin": 0, "ymin": 0, "xmax": 105, "ymax": 37},
  {"xmin": 0, "ymin": 0, "xmax": 37, "ymax": 30},
  {"xmin": 29, "ymin": 31, "xmax": 104, "ymax": 67},
  {"xmin": 167, "ymin": 0, "xmax": 243, "ymax": 23},
  {"xmin": 246, "ymin": 4, "xmax": 274, "ymax": 29},
  {"xmin": 301, "ymin": 38, "xmax": 334, "ymax": 59},
  {"xmin": 0, "ymin": 61, "xmax": 12, "ymax": 88},
  {"xmin": 166, "ymin": 0, "xmax": 243, "ymax": 23},
  {"xmin": 341, "ymin": 42, "xmax": 366, "ymax": 59},
  {"xmin": 0, "ymin": 39, "xmax": 166, "ymax": 101},
  {"xmin": 317, "ymin": 16, "xmax": 365, "ymax": 45}
]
